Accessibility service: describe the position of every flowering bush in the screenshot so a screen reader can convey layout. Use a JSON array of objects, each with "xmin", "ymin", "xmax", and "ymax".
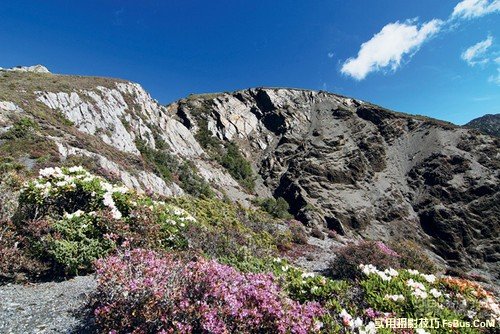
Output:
[
  {"xmin": 13, "ymin": 166, "xmax": 193, "ymax": 275},
  {"xmin": 356, "ymin": 265, "xmax": 499, "ymax": 333},
  {"xmin": 93, "ymin": 249, "xmax": 325, "ymax": 334},
  {"xmin": 330, "ymin": 241, "xmax": 401, "ymax": 279},
  {"xmin": 268, "ymin": 260, "xmax": 498, "ymax": 334},
  {"xmin": 10, "ymin": 165, "xmax": 296, "ymax": 278},
  {"xmin": 389, "ymin": 239, "xmax": 438, "ymax": 274},
  {"xmin": 19, "ymin": 166, "xmax": 128, "ymax": 219},
  {"xmin": 41, "ymin": 211, "xmax": 115, "ymax": 274}
]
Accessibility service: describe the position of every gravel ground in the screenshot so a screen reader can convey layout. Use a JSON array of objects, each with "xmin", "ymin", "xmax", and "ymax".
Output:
[
  {"xmin": 0, "ymin": 276, "xmax": 97, "ymax": 334},
  {"xmin": 293, "ymin": 230, "xmax": 347, "ymax": 274}
]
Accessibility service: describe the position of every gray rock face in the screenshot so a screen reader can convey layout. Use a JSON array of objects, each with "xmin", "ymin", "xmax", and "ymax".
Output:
[
  {"xmin": 0, "ymin": 70, "xmax": 498, "ymax": 280},
  {"xmin": 0, "ymin": 72, "xmax": 251, "ymax": 205},
  {"xmin": 175, "ymin": 88, "xmax": 499, "ymax": 280},
  {"xmin": 465, "ymin": 113, "xmax": 500, "ymax": 137}
]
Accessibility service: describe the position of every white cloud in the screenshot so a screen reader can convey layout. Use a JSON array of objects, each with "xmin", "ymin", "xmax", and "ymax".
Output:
[
  {"xmin": 452, "ymin": 0, "xmax": 500, "ymax": 19},
  {"xmin": 461, "ymin": 35, "xmax": 494, "ymax": 65},
  {"xmin": 340, "ymin": 19, "xmax": 442, "ymax": 80}
]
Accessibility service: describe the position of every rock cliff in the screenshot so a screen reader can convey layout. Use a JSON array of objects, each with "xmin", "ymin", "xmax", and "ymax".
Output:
[
  {"xmin": 465, "ymin": 113, "xmax": 500, "ymax": 137},
  {"xmin": 0, "ymin": 70, "xmax": 498, "ymax": 280}
]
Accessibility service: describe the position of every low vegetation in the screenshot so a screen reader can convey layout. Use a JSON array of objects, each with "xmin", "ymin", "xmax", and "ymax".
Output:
[
  {"xmin": 253, "ymin": 196, "xmax": 292, "ymax": 219},
  {"xmin": 329, "ymin": 241, "xmax": 401, "ymax": 280},
  {"xmin": 219, "ymin": 142, "xmax": 255, "ymax": 192},
  {"xmin": 136, "ymin": 138, "xmax": 214, "ymax": 198},
  {"xmin": 0, "ymin": 166, "xmax": 498, "ymax": 333},
  {"xmin": 195, "ymin": 119, "xmax": 255, "ymax": 192}
]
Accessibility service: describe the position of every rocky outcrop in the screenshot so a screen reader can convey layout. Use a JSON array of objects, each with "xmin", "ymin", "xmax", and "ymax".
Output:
[
  {"xmin": 465, "ymin": 113, "xmax": 500, "ymax": 137},
  {"xmin": 0, "ymin": 101, "xmax": 24, "ymax": 134},
  {"xmin": 175, "ymin": 88, "xmax": 499, "ymax": 280},
  {"xmin": 0, "ymin": 70, "xmax": 498, "ymax": 281},
  {"xmin": 1, "ymin": 71, "xmax": 251, "ymax": 205},
  {"xmin": 0, "ymin": 65, "xmax": 50, "ymax": 73}
]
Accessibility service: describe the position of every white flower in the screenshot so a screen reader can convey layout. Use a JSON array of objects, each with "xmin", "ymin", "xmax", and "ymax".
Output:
[
  {"xmin": 429, "ymin": 288, "xmax": 442, "ymax": 298},
  {"xmin": 384, "ymin": 268, "xmax": 399, "ymax": 277},
  {"xmin": 407, "ymin": 279, "xmax": 426, "ymax": 291},
  {"xmin": 68, "ymin": 166, "xmax": 85, "ymax": 173},
  {"xmin": 416, "ymin": 329, "xmax": 430, "ymax": 334},
  {"xmin": 101, "ymin": 182, "xmax": 113, "ymax": 192},
  {"xmin": 111, "ymin": 208, "xmax": 122, "ymax": 219},
  {"xmin": 339, "ymin": 309, "xmax": 353, "ymax": 328},
  {"xmin": 281, "ymin": 265, "xmax": 289, "ymax": 272},
  {"xmin": 467, "ymin": 310, "xmax": 477, "ymax": 319},
  {"xmin": 359, "ymin": 264, "xmax": 396, "ymax": 281},
  {"xmin": 421, "ymin": 274, "xmax": 436, "ymax": 283},
  {"xmin": 103, "ymin": 192, "xmax": 115, "ymax": 207},
  {"xmin": 112, "ymin": 186, "xmax": 128, "ymax": 194},
  {"xmin": 353, "ymin": 317, "xmax": 363, "ymax": 328},
  {"xmin": 55, "ymin": 181, "xmax": 68, "ymax": 187},
  {"xmin": 359, "ymin": 321, "xmax": 377, "ymax": 334},
  {"xmin": 39, "ymin": 167, "xmax": 55, "ymax": 177},
  {"xmin": 301, "ymin": 272, "xmax": 315, "ymax": 278},
  {"xmin": 313, "ymin": 320, "xmax": 323, "ymax": 331},
  {"xmin": 359, "ymin": 264, "xmax": 378, "ymax": 276},
  {"xmin": 385, "ymin": 294, "xmax": 405, "ymax": 302},
  {"xmin": 339, "ymin": 309, "xmax": 351, "ymax": 319},
  {"xmin": 407, "ymin": 269, "xmax": 420, "ymax": 275},
  {"xmin": 64, "ymin": 210, "xmax": 84, "ymax": 219},
  {"xmin": 377, "ymin": 272, "xmax": 391, "ymax": 281},
  {"xmin": 412, "ymin": 289, "xmax": 428, "ymax": 299}
]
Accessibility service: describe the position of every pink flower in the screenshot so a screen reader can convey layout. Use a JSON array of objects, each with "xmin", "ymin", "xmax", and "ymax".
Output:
[
  {"xmin": 376, "ymin": 241, "xmax": 400, "ymax": 257},
  {"xmin": 93, "ymin": 249, "xmax": 325, "ymax": 333}
]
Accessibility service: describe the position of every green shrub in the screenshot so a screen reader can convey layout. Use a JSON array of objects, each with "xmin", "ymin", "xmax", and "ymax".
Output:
[
  {"xmin": 195, "ymin": 121, "xmax": 255, "ymax": 192},
  {"xmin": 330, "ymin": 241, "xmax": 401, "ymax": 279},
  {"xmin": 136, "ymin": 139, "xmax": 213, "ymax": 197},
  {"xmin": 357, "ymin": 266, "xmax": 488, "ymax": 333},
  {"xmin": 0, "ymin": 157, "xmax": 25, "ymax": 174},
  {"xmin": 42, "ymin": 212, "xmax": 116, "ymax": 274},
  {"xmin": 170, "ymin": 196, "xmax": 289, "ymax": 264},
  {"xmin": 136, "ymin": 139, "xmax": 176, "ymax": 182},
  {"xmin": 0, "ymin": 117, "xmax": 38, "ymax": 140},
  {"xmin": 194, "ymin": 118, "xmax": 222, "ymax": 154},
  {"xmin": 389, "ymin": 239, "xmax": 438, "ymax": 274},
  {"xmin": 288, "ymin": 219, "xmax": 308, "ymax": 244},
  {"xmin": 220, "ymin": 142, "xmax": 255, "ymax": 192},
  {"xmin": 177, "ymin": 161, "xmax": 214, "ymax": 198},
  {"xmin": 253, "ymin": 197, "xmax": 291, "ymax": 219},
  {"xmin": 14, "ymin": 166, "xmax": 192, "ymax": 276}
]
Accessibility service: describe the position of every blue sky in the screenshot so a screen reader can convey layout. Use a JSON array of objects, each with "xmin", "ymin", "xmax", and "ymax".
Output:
[{"xmin": 0, "ymin": 0, "xmax": 498, "ymax": 124}]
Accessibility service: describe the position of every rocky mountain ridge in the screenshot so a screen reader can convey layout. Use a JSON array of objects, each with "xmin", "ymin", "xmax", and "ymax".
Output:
[
  {"xmin": 0, "ymin": 69, "xmax": 498, "ymax": 281},
  {"xmin": 465, "ymin": 113, "xmax": 500, "ymax": 137}
]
